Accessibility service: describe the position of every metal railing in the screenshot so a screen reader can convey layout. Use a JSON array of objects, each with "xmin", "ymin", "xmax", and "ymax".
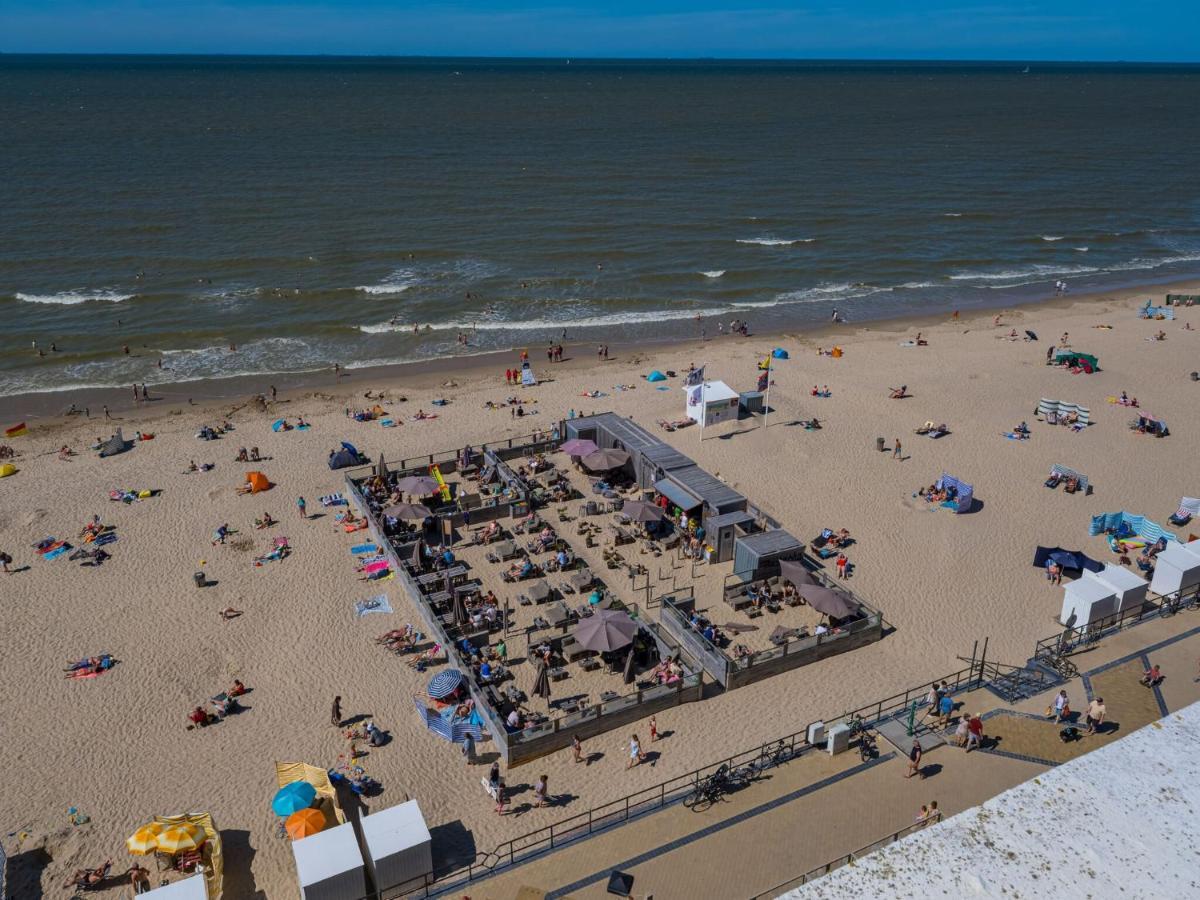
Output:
[{"xmin": 748, "ymin": 811, "xmax": 944, "ymax": 898}]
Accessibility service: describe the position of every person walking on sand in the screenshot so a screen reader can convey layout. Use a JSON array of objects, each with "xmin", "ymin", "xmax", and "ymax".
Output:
[
  {"xmin": 965, "ymin": 712, "xmax": 983, "ymax": 752},
  {"xmin": 534, "ymin": 774, "xmax": 549, "ymax": 807},
  {"xmin": 906, "ymin": 739, "xmax": 924, "ymax": 779},
  {"xmin": 297, "ymin": 496, "xmax": 307, "ymax": 519},
  {"xmin": 1085, "ymin": 697, "xmax": 1106, "ymax": 735},
  {"xmin": 0, "ymin": 551, "xmax": 13, "ymax": 574},
  {"xmin": 627, "ymin": 733, "xmax": 645, "ymax": 769},
  {"xmin": 571, "ymin": 733, "xmax": 583, "ymax": 763},
  {"xmin": 103, "ymin": 405, "xmax": 111, "ymax": 420},
  {"xmin": 649, "ymin": 715, "xmax": 658, "ymax": 742},
  {"xmin": 331, "ymin": 696, "xmax": 342, "ymax": 727},
  {"xmin": 494, "ymin": 780, "xmax": 508, "ymax": 815},
  {"xmin": 893, "ymin": 438, "xmax": 902, "ymax": 460},
  {"xmin": 1052, "ymin": 689, "xmax": 1069, "ymax": 723},
  {"xmin": 461, "ymin": 731, "xmax": 476, "ymax": 765}
]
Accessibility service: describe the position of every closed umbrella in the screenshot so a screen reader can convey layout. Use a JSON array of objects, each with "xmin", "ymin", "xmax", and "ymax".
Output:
[
  {"xmin": 622, "ymin": 646, "xmax": 636, "ymax": 684},
  {"xmin": 126, "ymin": 822, "xmax": 165, "ymax": 855},
  {"xmin": 533, "ymin": 661, "xmax": 552, "ymax": 704},
  {"xmin": 376, "ymin": 453, "xmax": 389, "ymax": 479},
  {"xmin": 396, "ymin": 475, "xmax": 439, "ymax": 495},
  {"xmin": 560, "ymin": 438, "xmax": 598, "ymax": 457},
  {"xmin": 574, "ymin": 608, "xmax": 638, "ymax": 652},
  {"xmin": 285, "ymin": 807, "xmax": 327, "ymax": 840},
  {"xmin": 382, "ymin": 502, "xmax": 430, "ymax": 521},
  {"xmin": 581, "ymin": 448, "xmax": 631, "ymax": 471},
  {"xmin": 800, "ymin": 585, "xmax": 858, "ymax": 619},
  {"xmin": 452, "ymin": 590, "xmax": 469, "ymax": 626},
  {"xmin": 622, "ymin": 500, "xmax": 665, "ymax": 523},
  {"xmin": 779, "ymin": 559, "xmax": 818, "ymax": 587},
  {"xmin": 428, "ymin": 669, "xmax": 466, "ymax": 700},
  {"xmin": 272, "ymin": 781, "xmax": 317, "ymax": 816},
  {"xmin": 155, "ymin": 823, "xmax": 207, "ymax": 855}
]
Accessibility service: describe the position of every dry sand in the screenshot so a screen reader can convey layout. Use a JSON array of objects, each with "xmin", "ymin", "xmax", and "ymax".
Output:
[{"xmin": 1, "ymin": 281, "xmax": 1197, "ymax": 896}]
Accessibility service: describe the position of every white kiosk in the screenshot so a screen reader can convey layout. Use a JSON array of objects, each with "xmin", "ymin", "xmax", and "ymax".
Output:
[
  {"xmin": 1094, "ymin": 564, "xmax": 1150, "ymax": 616},
  {"xmin": 1149, "ymin": 542, "xmax": 1200, "ymax": 597},
  {"xmin": 292, "ymin": 820, "xmax": 366, "ymax": 900},
  {"xmin": 1060, "ymin": 572, "xmax": 1118, "ymax": 626},
  {"xmin": 361, "ymin": 800, "xmax": 433, "ymax": 898},
  {"xmin": 684, "ymin": 380, "xmax": 740, "ymax": 428}
]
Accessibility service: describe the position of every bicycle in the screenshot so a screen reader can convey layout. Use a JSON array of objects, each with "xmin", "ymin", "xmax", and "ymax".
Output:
[
  {"xmin": 1159, "ymin": 591, "xmax": 1200, "ymax": 617},
  {"xmin": 843, "ymin": 713, "xmax": 876, "ymax": 760},
  {"xmin": 683, "ymin": 764, "xmax": 735, "ymax": 812}
]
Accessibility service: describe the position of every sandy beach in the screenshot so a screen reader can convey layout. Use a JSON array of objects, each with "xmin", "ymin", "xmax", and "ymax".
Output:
[{"xmin": 1, "ymin": 279, "xmax": 1197, "ymax": 897}]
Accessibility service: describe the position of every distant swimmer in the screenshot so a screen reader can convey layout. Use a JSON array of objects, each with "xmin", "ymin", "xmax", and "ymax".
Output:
[
  {"xmin": 50, "ymin": 342, "xmax": 57, "ymax": 352},
  {"xmin": 412, "ymin": 323, "xmax": 419, "ymax": 333},
  {"xmin": 596, "ymin": 263, "xmax": 603, "ymax": 271},
  {"xmin": 123, "ymin": 344, "xmax": 130, "ymax": 355},
  {"xmin": 229, "ymin": 343, "xmax": 237, "ymax": 352}
]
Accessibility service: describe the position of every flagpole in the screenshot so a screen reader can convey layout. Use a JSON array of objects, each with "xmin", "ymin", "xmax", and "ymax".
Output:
[{"xmin": 763, "ymin": 354, "xmax": 771, "ymax": 429}]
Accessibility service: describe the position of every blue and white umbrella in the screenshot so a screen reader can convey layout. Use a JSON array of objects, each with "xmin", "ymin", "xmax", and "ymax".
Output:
[{"xmin": 427, "ymin": 669, "xmax": 465, "ymax": 700}]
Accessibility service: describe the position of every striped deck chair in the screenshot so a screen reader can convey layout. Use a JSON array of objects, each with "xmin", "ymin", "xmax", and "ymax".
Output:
[
  {"xmin": 1170, "ymin": 497, "xmax": 1200, "ymax": 526},
  {"xmin": 1051, "ymin": 464, "xmax": 1089, "ymax": 494}
]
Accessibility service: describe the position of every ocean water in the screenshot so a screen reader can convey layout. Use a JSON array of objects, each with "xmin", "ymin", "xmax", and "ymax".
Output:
[{"xmin": 3, "ymin": 56, "xmax": 1200, "ymax": 395}]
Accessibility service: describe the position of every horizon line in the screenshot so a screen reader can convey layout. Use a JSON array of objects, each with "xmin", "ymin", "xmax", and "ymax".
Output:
[{"xmin": 2, "ymin": 52, "xmax": 1199, "ymax": 66}]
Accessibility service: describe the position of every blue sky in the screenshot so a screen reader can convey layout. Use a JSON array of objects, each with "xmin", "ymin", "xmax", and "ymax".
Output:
[{"xmin": 1, "ymin": 1, "xmax": 1197, "ymax": 60}]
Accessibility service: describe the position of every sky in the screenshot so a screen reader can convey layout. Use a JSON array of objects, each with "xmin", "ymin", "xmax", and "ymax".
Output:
[{"xmin": 0, "ymin": 1, "xmax": 1197, "ymax": 61}]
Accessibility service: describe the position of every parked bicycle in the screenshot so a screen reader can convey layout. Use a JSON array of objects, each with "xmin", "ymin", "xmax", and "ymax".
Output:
[
  {"xmin": 1158, "ymin": 590, "xmax": 1200, "ymax": 618},
  {"xmin": 843, "ymin": 713, "xmax": 876, "ymax": 761},
  {"xmin": 683, "ymin": 763, "xmax": 749, "ymax": 812}
]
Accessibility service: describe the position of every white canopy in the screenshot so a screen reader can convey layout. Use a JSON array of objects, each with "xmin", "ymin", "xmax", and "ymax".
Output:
[
  {"xmin": 1093, "ymin": 564, "xmax": 1150, "ymax": 615},
  {"xmin": 1149, "ymin": 543, "xmax": 1200, "ymax": 597},
  {"xmin": 292, "ymin": 821, "xmax": 366, "ymax": 900},
  {"xmin": 1060, "ymin": 572, "xmax": 1118, "ymax": 626},
  {"xmin": 361, "ymin": 799, "xmax": 433, "ymax": 895},
  {"xmin": 143, "ymin": 874, "xmax": 209, "ymax": 899}
]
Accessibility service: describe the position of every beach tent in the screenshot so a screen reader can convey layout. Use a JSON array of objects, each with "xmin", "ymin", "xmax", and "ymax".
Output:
[
  {"xmin": 647, "ymin": 370, "xmax": 667, "ymax": 382},
  {"xmin": 1090, "ymin": 511, "xmax": 1176, "ymax": 544},
  {"xmin": 1133, "ymin": 413, "xmax": 1169, "ymax": 436},
  {"xmin": 1149, "ymin": 542, "xmax": 1200, "ymax": 597},
  {"xmin": 1052, "ymin": 351, "xmax": 1099, "ymax": 372},
  {"xmin": 292, "ymin": 821, "xmax": 366, "ymax": 900},
  {"xmin": 99, "ymin": 428, "xmax": 131, "ymax": 458},
  {"xmin": 1032, "ymin": 546, "xmax": 1104, "ymax": 574},
  {"xmin": 328, "ymin": 442, "xmax": 363, "ymax": 470},
  {"xmin": 1060, "ymin": 571, "xmax": 1119, "ymax": 626},
  {"xmin": 0, "ymin": 464, "xmax": 15, "ymax": 477},
  {"xmin": 361, "ymin": 800, "xmax": 433, "ymax": 896},
  {"xmin": 935, "ymin": 473, "xmax": 973, "ymax": 513},
  {"xmin": 246, "ymin": 471, "xmax": 271, "ymax": 493},
  {"xmin": 412, "ymin": 696, "xmax": 485, "ymax": 743},
  {"xmin": 772, "ymin": 348, "xmax": 789, "ymax": 359},
  {"xmin": 1094, "ymin": 564, "xmax": 1150, "ymax": 616},
  {"xmin": 271, "ymin": 418, "xmax": 288, "ymax": 432},
  {"xmin": 141, "ymin": 874, "xmax": 209, "ymax": 899},
  {"xmin": 1038, "ymin": 399, "xmax": 1090, "ymax": 427}
]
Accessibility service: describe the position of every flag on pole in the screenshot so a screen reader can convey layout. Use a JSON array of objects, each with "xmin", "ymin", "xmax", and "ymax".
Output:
[
  {"xmin": 756, "ymin": 371, "xmax": 769, "ymax": 392},
  {"xmin": 687, "ymin": 384, "xmax": 703, "ymax": 407},
  {"xmin": 685, "ymin": 365, "xmax": 706, "ymax": 387}
]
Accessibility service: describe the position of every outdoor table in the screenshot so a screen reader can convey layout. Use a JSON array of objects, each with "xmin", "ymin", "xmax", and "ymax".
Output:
[{"xmin": 545, "ymin": 600, "xmax": 571, "ymax": 628}]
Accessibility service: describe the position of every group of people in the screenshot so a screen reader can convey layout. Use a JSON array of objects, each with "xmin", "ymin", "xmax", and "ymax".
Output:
[
  {"xmin": 234, "ymin": 446, "xmax": 264, "ymax": 462},
  {"xmin": 187, "ymin": 680, "xmax": 246, "ymax": 728}
]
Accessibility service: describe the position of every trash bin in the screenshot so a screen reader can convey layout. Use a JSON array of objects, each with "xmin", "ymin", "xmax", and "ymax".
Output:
[
  {"xmin": 876, "ymin": 437, "xmax": 885, "ymax": 453},
  {"xmin": 194, "ymin": 571, "xmax": 207, "ymax": 588}
]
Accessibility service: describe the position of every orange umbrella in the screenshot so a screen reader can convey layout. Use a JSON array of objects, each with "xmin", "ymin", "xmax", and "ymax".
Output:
[{"xmin": 285, "ymin": 807, "xmax": 327, "ymax": 840}]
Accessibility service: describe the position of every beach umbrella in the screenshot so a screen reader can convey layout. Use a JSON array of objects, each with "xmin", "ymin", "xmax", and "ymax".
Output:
[
  {"xmin": 427, "ymin": 669, "xmax": 465, "ymax": 700},
  {"xmin": 779, "ymin": 559, "xmax": 818, "ymax": 587},
  {"xmin": 574, "ymin": 608, "xmax": 638, "ymax": 653},
  {"xmin": 800, "ymin": 585, "xmax": 858, "ymax": 619},
  {"xmin": 285, "ymin": 808, "xmax": 327, "ymax": 840},
  {"xmin": 533, "ymin": 661, "xmax": 552, "ymax": 704},
  {"xmin": 581, "ymin": 448, "xmax": 630, "ymax": 471},
  {"xmin": 272, "ymin": 781, "xmax": 317, "ymax": 817},
  {"xmin": 376, "ymin": 453, "xmax": 389, "ymax": 479},
  {"xmin": 395, "ymin": 475, "xmax": 439, "ymax": 496},
  {"xmin": 560, "ymin": 438, "xmax": 598, "ymax": 457},
  {"xmin": 382, "ymin": 502, "xmax": 430, "ymax": 521},
  {"xmin": 271, "ymin": 418, "xmax": 287, "ymax": 432},
  {"xmin": 621, "ymin": 500, "xmax": 665, "ymax": 523},
  {"xmin": 154, "ymin": 822, "xmax": 207, "ymax": 855},
  {"xmin": 126, "ymin": 822, "xmax": 165, "ymax": 855},
  {"xmin": 622, "ymin": 646, "xmax": 636, "ymax": 684}
]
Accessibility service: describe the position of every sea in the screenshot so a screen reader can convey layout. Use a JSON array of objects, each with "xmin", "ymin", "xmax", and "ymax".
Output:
[{"xmin": 3, "ymin": 56, "xmax": 1200, "ymax": 396}]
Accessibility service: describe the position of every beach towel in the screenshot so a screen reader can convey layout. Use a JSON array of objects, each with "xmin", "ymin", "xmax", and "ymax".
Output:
[
  {"xmin": 355, "ymin": 594, "xmax": 393, "ymax": 617},
  {"xmin": 43, "ymin": 544, "xmax": 71, "ymax": 560},
  {"xmin": 93, "ymin": 532, "xmax": 118, "ymax": 547},
  {"xmin": 380, "ymin": 419, "xmax": 395, "ymax": 427},
  {"xmin": 363, "ymin": 560, "xmax": 390, "ymax": 574},
  {"xmin": 350, "ymin": 543, "xmax": 379, "ymax": 555},
  {"xmin": 320, "ymin": 493, "xmax": 347, "ymax": 507}
]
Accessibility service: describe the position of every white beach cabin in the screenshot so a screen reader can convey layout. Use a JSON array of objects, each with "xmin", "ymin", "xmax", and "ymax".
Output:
[
  {"xmin": 292, "ymin": 820, "xmax": 366, "ymax": 900},
  {"xmin": 684, "ymin": 380, "xmax": 740, "ymax": 428},
  {"xmin": 1093, "ymin": 564, "xmax": 1150, "ymax": 616},
  {"xmin": 1060, "ymin": 571, "xmax": 1118, "ymax": 627},
  {"xmin": 1149, "ymin": 542, "xmax": 1200, "ymax": 597},
  {"xmin": 142, "ymin": 874, "xmax": 209, "ymax": 899},
  {"xmin": 361, "ymin": 799, "xmax": 433, "ymax": 898}
]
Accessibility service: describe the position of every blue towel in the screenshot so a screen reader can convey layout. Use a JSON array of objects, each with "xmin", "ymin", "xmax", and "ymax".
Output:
[{"xmin": 350, "ymin": 543, "xmax": 378, "ymax": 555}]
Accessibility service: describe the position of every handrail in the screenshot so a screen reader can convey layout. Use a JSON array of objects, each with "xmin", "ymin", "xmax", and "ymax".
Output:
[{"xmin": 747, "ymin": 811, "xmax": 944, "ymax": 898}]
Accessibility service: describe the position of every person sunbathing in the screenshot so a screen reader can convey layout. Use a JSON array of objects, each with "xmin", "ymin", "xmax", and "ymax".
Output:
[
  {"xmin": 64, "ymin": 655, "xmax": 104, "ymax": 673},
  {"xmin": 888, "ymin": 385, "xmax": 908, "ymax": 399},
  {"xmin": 229, "ymin": 679, "xmax": 246, "ymax": 697},
  {"xmin": 219, "ymin": 607, "xmax": 243, "ymax": 620},
  {"xmin": 236, "ymin": 481, "xmax": 254, "ymax": 495},
  {"xmin": 478, "ymin": 521, "xmax": 501, "ymax": 543},
  {"xmin": 188, "ymin": 706, "xmax": 212, "ymax": 727},
  {"xmin": 255, "ymin": 511, "xmax": 277, "ymax": 529},
  {"xmin": 63, "ymin": 860, "xmax": 111, "ymax": 889}
]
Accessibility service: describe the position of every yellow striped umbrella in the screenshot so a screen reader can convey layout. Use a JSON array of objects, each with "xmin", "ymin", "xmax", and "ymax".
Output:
[
  {"xmin": 154, "ymin": 822, "xmax": 207, "ymax": 855},
  {"xmin": 126, "ymin": 822, "xmax": 165, "ymax": 855}
]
